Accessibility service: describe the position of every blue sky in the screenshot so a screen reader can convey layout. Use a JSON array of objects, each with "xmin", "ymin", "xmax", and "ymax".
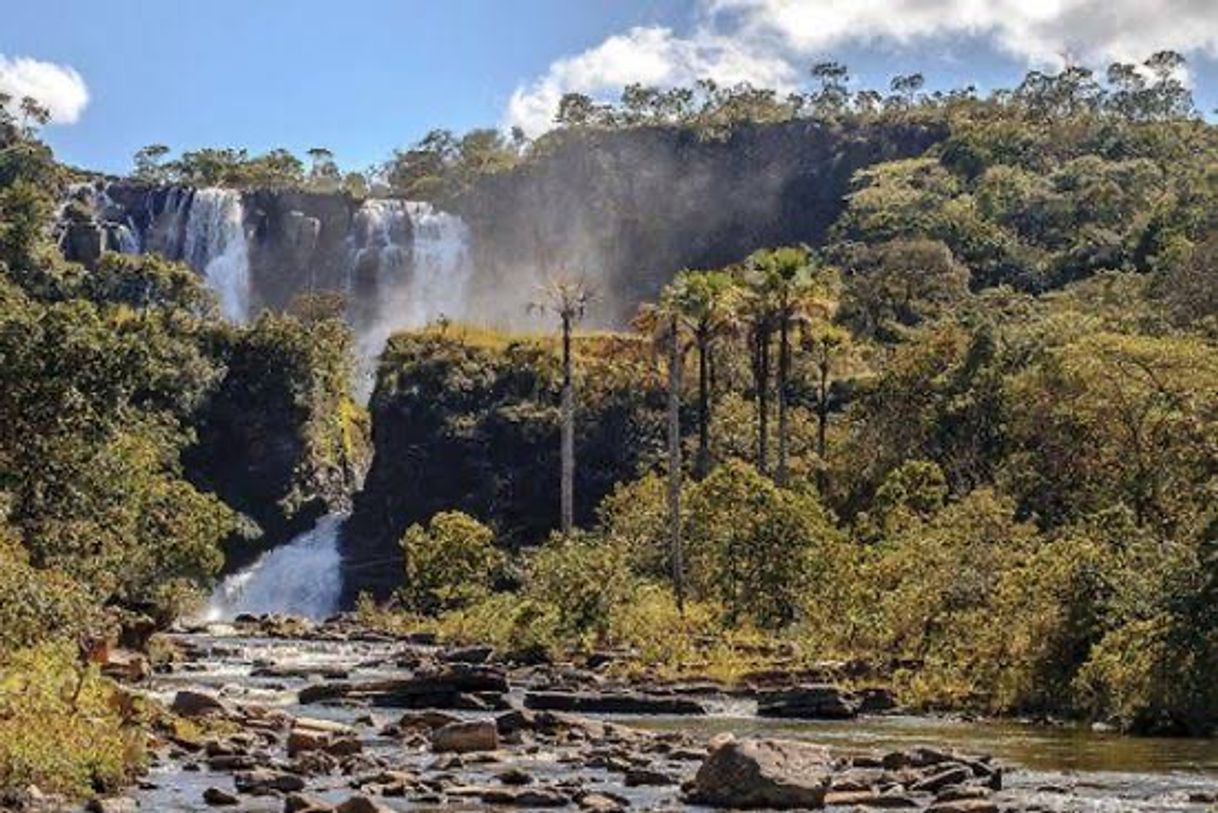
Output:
[{"xmin": 5, "ymin": 0, "xmax": 1218, "ymax": 176}]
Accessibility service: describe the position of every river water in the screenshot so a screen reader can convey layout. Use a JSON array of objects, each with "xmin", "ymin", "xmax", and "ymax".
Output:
[{"xmin": 131, "ymin": 630, "xmax": 1218, "ymax": 812}]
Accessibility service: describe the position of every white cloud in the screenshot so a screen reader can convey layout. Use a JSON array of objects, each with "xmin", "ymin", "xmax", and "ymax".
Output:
[
  {"xmin": 507, "ymin": 0, "xmax": 1218, "ymax": 136},
  {"xmin": 0, "ymin": 55, "xmax": 89, "ymax": 125},
  {"xmin": 506, "ymin": 25, "xmax": 796, "ymax": 137}
]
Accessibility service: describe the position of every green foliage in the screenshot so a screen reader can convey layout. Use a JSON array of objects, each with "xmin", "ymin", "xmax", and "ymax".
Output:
[
  {"xmin": 400, "ymin": 511, "xmax": 503, "ymax": 615},
  {"xmin": 0, "ymin": 643, "xmax": 145, "ymax": 798}
]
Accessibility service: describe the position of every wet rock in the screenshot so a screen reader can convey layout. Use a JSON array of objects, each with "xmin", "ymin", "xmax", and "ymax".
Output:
[
  {"xmin": 824, "ymin": 790, "xmax": 919, "ymax": 808},
  {"xmin": 624, "ymin": 767, "xmax": 675, "ymax": 786},
  {"xmin": 431, "ymin": 720, "xmax": 500, "ymax": 753},
  {"xmin": 85, "ymin": 798, "xmax": 138, "ymax": 813},
  {"xmin": 925, "ymin": 800, "xmax": 998, "ymax": 813},
  {"xmin": 524, "ymin": 691, "xmax": 706, "ymax": 716},
  {"xmin": 856, "ymin": 686, "xmax": 898, "ymax": 713},
  {"xmin": 756, "ymin": 684, "xmax": 859, "ymax": 720},
  {"xmin": 335, "ymin": 796, "xmax": 393, "ymax": 813},
  {"xmin": 911, "ymin": 766, "xmax": 972, "ymax": 793},
  {"xmin": 235, "ymin": 768, "xmax": 307, "ymax": 795},
  {"xmin": 577, "ymin": 791, "xmax": 629, "ymax": 811},
  {"xmin": 171, "ymin": 689, "xmax": 230, "ymax": 718},
  {"xmin": 497, "ymin": 767, "xmax": 535, "ymax": 786},
  {"xmin": 298, "ymin": 682, "xmax": 352, "ymax": 704},
  {"xmin": 284, "ymin": 794, "xmax": 335, "ymax": 813},
  {"xmin": 476, "ymin": 786, "xmax": 571, "ymax": 806},
  {"xmin": 687, "ymin": 736, "xmax": 832, "ymax": 809},
  {"xmin": 287, "ymin": 728, "xmax": 328, "ymax": 756},
  {"xmin": 881, "ymin": 747, "xmax": 956, "ymax": 771},
  {"xmin": 203, "ymin": 787, "xmax": 240, "ymax": 806},
  {"xmin": 443, "ymin": 645, "xmax": 496, "ymax": 664},
  {"xmin": 936, "ymin": 787, "xmax": 991, "ymax": 803}
]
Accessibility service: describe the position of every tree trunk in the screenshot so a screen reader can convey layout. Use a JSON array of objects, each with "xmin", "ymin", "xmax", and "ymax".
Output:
[
  {"xmin": 816, "ymin": 355, "xmax": 829, "ymax": 494},
  {"xmin": 561, "ymin": 314, "xmax": 574, "ymax": 536},
  {"xmin": 755, "ymin": 324, "xmax": 771, "ymax": 476},
  {"xmin": 776, "ymin": 314, "xmax": 790, "ymax": 487},
  {"xmin": 667, "ymin": 316, "xmax": 685, "ymax": 612},
  {"xmin": 695, "ymin": 329, "xmax": 711, "ymax": 479}
]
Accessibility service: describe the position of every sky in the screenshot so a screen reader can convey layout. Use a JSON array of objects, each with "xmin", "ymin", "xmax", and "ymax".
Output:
[{"xmin": 4, "ymin": 0, "xmax": 1218, "ymax": 176}]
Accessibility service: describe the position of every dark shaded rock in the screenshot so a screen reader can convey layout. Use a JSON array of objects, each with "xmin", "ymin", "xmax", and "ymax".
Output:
[
  {"xmin": 443, "ymin": 645, "xmax": 496, "ymax": 664},
  {"xmin": 235, "ymin": 769, "xmax": 307, "ymax": 795},
  {"xmin": 431, "ymin": 720, "xmax": 500, "ymax": 753},
  {"xmin": 203, "ymin": 787, "xmax": 240, "ymax": 806},
  {"xmin": 624, "ymin": 768, "xmax": 675, "ymax": 787},
  {"xmin": 525, "ymin": 691, "xmax": 706, "ymax": 716},
  {"xmin": 171, "ymin": 690, "xmax": 230, "ymax": 718},
  {"xmin": 756, "ymin": 685, "xmax": 859, "ymax": 720},
  {"xmin": 335, "ymin": 795, "xmax": 393, "ymax": 813},
  {"xmin": 687, "ymin": 736, "xmax": 832, "ymax": 809}
]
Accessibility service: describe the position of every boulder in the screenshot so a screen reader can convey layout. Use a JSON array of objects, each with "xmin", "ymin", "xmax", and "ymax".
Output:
[
  {"xmin": 477, "ymin": 787, "xmax": 570, "ymax": 807},
  {"xmin": 431, "ymin": 720, "xmax": 500, "ymax": 753},
  {"xmin": 203, "ymin": 787, "xmax": 239, "ymax": 806},
  {"xmin": 171, "ymin": 690, "xmax": 230, "ymax": 718},
  {"xmin": 687, "ymin": 736, "xmax": 833, "ymax": 809},
  {"xmin": 335, "ymin": 796, "xmax": 393, "ymax": 813},
  {"xmin": 524, "ymin": 691, "xmax": 706, "ymax": 716},
  {"xmin": 756, "ymin": 685, "xmax": 858, "ymax": 720}
]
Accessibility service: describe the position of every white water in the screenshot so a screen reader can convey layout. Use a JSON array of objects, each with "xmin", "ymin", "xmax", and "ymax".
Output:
[
  {"xmin": 205, "ymin": 514, "xmax": 345, "ymax": 621},
  {"xmin": 181, "ymin": 188, "xmax": 251, "ymax": 322},
  {"xmin": 348, "ymin": 199, "xmax": 473, "ymax": 389}
]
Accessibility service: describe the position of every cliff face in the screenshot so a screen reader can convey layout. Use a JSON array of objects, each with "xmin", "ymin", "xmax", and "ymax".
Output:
[
  {"xmin": 452, "ymin": 120, "xmax": 947, "ymax": 325},
  {"xmin": 340, "ymin": 332, "xmax": 665, "ymax": 602}
]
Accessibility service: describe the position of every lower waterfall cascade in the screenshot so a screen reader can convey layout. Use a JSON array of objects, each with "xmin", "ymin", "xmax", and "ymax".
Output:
[{"xmin": 204, "ymin": 513, "xmax": 346, "ymax": 622}]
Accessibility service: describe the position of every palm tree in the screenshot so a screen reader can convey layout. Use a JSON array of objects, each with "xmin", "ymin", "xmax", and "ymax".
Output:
[
  {"xmin": 529, "ymin": 277, "xmax": 594, "ymax": 536},
  {"xmin": 746, "ymin": 247, "xmax": 827, "ymax": 486},
  {"xmin": 668, "ymin": 269, "xmax": 739, "ymax": 478},
  {"xmin": 633, "ymin": 295, "xmax": 687, "ymax": 611}
]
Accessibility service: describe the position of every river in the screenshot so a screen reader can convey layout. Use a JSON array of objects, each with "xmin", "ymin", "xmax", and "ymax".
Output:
[{"xmin": 120, "ymin": 626, "xmax": 1218, "ymax": 812}]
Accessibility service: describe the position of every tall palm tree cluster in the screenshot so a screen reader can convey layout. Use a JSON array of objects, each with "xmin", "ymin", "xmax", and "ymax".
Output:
[{"xmin": 535, "ymin": 248, "xmax": 835, "ymax": 611}]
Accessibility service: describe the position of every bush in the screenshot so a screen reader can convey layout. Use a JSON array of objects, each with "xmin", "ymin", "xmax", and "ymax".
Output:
[
  {"xmin": 0, "ymin": 643, "xmax": 145, "ymax": 798},
  {"xmin": 399, "ymin": 511, "xmax": 503, "ymax": 615}
]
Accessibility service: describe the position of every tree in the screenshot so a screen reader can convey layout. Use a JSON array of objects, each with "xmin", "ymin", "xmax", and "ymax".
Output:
[
  {"xmin": 306, "ymin": 147, "xmax": 340, "ymax": 190},
  {"xmin": 746, "ymin": 247, "xmax": 828, "ymax": 486},
  {"xmin": 799, "ymin": 320, "xmax": 859, "ymax": 490},
  {"xmin": 630, "ymin": 292, "xmax": 689, "ymax": 609},
  {"xmin": 530, "ymin": 277, "xmax": 594, "ymax": 536},
  {"xmin": 399, "ymin": 511, "xmax": 502, "ymax": 615},
  {"xmin": 667, "ymin": 269, "xmax": 739, "ymax": 477},
  {"xmin": 132, "ymin": 144, "xmax": 171, "ymax": 183}
]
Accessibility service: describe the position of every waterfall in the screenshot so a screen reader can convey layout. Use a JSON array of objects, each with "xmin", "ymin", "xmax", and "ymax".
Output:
[
  {"xmin": 348, "ymin": 199, "xmax": 473, "ymax": 374},
  {"xmin": 181, "ymin": 188, "xmax": 251, "ymax": 322},
  {"xmin": 205, "ymin": 514, "xmax": 346, "ymax": 622}
]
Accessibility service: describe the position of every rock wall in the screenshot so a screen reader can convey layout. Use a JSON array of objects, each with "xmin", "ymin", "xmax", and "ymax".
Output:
[{"xmin": 451, "ymin": 120, "xmax": 947, "ymax": 325}]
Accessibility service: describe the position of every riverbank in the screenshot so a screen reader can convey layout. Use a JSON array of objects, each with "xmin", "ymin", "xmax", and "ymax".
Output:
[{"xmin": 57, "ymin": 615, "xmax": 1218, "ymax": 813}]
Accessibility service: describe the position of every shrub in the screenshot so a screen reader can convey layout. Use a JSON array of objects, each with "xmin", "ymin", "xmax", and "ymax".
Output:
[
  {"xmin": 0, "ymin": 643, "xmax": 145, "ymax": 798},
  {"xmin": 400, "ymin": 511, "xmax": 503, "ymax": 615}
]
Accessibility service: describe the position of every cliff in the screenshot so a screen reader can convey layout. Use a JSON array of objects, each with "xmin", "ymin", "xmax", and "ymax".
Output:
[{"xmin": 452, "ymin": 119, "xmax": 947, "ymax": 324}]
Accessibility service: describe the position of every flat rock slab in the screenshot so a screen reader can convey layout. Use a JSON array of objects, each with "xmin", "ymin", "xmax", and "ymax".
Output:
[{"xmin": 524, "ymin": 690, "xmax": 707, "ymax": 716}]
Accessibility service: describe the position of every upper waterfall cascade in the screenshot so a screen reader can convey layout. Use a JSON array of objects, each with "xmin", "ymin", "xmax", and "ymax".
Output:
[
  {"xmin": 348, "ymin": 198, "xmax": 473, "ymax": 359},
  {"xmin": 181, "ymin": 188, "xmax": 252, "ymax": 322},
  {"xmin": 60, "ymin": 183, "xmax": 473, "ymax": 345}
]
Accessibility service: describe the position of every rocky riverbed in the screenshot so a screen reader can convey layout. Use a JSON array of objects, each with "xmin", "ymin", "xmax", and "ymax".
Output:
[{"xmin": 78, "ymin": 616, "xmax": 1218, "ymax": 812}]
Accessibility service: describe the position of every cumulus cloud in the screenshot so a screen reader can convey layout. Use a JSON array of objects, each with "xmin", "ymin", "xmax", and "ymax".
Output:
[
  {"xmin": 507, "ymin": 0, "xmax": 1218, "ymax": 135},
  {"xmin": 0, "ymin": 55, "xmax": 89, "ymax": 125},
  {"xmin": 506, "ymin": 25, "xmax": 796, "ymax": 137}
]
